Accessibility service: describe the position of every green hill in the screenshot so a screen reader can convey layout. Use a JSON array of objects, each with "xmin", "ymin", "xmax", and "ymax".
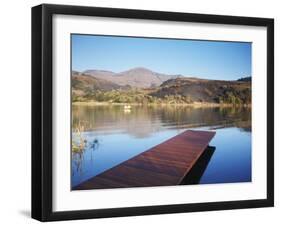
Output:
[
  {"xmin": 72, "ymin": 72, "xmax": 129, "ymax": 102},
  {"xmin": 151, "ymin": 77, "xmax": 251, "ymax": 104}
]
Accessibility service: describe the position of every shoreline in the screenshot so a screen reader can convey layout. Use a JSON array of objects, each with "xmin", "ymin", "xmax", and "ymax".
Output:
[{"xmin": 72, "ymin": 101, "xmax": 251, "ymax": 108}]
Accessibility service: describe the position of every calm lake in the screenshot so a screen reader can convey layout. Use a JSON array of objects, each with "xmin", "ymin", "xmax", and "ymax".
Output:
[{"xmin": 71, "ymin": 105, "xmax": 251, "ymax": 188}]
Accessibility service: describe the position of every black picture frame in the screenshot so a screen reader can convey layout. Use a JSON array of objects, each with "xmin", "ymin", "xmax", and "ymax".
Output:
[{"xmin": 32, "ymin": 3, "xmax": 274, "ymax": 222}]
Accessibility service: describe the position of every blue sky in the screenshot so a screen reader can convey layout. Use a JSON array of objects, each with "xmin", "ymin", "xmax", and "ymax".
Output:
[{"xmin": 72, "ymin": 34, "xmax": 251, "ymax": 80}]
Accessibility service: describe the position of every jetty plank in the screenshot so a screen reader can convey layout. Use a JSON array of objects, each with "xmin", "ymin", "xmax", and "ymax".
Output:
[{"xmin": 74, "ymin": 130, "xmax": 215, "ymax": 190}]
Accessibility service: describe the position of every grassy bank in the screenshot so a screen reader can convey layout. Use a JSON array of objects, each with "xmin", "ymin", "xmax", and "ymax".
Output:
[{"xmin": 72, "ymin": 101, "xmax": 251, "ymax": 108}]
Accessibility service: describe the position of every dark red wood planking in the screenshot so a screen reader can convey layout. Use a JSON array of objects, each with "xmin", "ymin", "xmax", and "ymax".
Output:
[{"xmin": 73, "ymin": 130, "xmax": 216, "ymax": 190}]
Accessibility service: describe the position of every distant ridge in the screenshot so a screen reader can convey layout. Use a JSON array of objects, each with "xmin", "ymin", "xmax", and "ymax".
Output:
[
  {"xmin": 237, "ymin": 76, "xmax": 251, "ymax": 82},
  {"xmin": 83, "ymin": 67, "xmax": 181, "ymax": 88}
]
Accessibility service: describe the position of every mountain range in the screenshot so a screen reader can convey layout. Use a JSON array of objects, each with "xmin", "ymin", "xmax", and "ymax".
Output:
[
  {"xmin": 72, "ymin": 67, "xmax": 251, "ymax": 104},
  {"xmin": 82, "ymin": 67, "xmax": 181, "ymax": 88}
]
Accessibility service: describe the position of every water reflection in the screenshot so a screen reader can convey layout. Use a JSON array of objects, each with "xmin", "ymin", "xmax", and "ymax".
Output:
[
  {"xmin": 180, "ymin": 146, "xmax": 216, "ymax": 185},
  {"xmin": 72, "ymin": 105, "xmax": 251, "ymax": 137},
  {"xmin": 71, "ymin": 105, "xmax": 251, "ymax": 188}
]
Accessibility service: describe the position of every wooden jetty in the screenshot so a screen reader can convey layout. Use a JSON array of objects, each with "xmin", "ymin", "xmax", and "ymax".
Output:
[{"xmin": 74, "ymin": 130, "xmax": 216, "ymax": 190}]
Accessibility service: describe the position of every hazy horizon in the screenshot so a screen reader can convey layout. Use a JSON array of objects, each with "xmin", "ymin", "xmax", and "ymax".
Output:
[{"xmin": 72, "ymin": 34, "xmax": 252, "ymax": 81}]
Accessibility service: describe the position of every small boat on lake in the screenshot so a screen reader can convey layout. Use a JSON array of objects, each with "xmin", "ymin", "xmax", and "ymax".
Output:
[
  {"xmin": 124, "ymin": 105, "xmax": 132, "ymax": 110},
  {"xmin": 124, "ymin": 105, "xmax": 132, "ymax": 113}
]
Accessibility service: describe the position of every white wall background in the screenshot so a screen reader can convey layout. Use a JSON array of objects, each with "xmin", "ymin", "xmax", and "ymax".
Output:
[{"xmin": 0, "ymin": 0, "xmax": 279, "ymax": 225}]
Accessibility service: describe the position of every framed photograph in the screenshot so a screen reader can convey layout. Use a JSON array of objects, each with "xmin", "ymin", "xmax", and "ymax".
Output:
[{"xmin": 32, "ymin": 4, "xmax": 274, "ymax": 221}]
